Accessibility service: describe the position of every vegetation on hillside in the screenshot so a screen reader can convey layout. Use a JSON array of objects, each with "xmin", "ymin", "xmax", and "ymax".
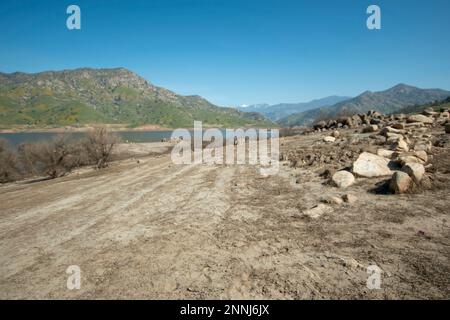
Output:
[{"xmin": 0, "ymin": 68, "xmax": 273, "ymax": 128}]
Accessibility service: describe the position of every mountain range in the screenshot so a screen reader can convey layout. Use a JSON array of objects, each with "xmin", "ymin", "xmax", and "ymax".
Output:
[
  {"xmin": 237, "ymin": 96, "xmax": 351, "ymax": 121},
  {"xmin": 279, "ymin": 84, "xmax": 450, "ymax": 126},
  {"xmin": 0, "ymin": 68, "xmax": 272, "ymax": 128},
  {"xmin": 1, "ymin": 69, "xmax": 449, "ymax": 129}
]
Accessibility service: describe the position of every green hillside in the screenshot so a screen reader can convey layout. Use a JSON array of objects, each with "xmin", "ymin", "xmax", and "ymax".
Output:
[{"xmin": 0, "ymin": 68, "xmax": 273, "ymax": 128}]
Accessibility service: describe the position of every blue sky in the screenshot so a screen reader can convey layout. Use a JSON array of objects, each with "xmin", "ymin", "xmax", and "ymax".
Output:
[{"xmin": 1, "ymin": 0, "xmax": 449, "ymax": 106}]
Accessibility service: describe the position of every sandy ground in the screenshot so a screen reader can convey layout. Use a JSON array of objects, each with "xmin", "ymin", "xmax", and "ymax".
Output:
[{"xmin": 0, "ymin": 134, "xmax": 449, "ymax": 299}]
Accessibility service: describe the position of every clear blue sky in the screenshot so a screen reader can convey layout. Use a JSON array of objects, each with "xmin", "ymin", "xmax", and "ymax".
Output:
[{"xmin": 1, "ymin": 0, "xmax": 449, "ymax": 106}]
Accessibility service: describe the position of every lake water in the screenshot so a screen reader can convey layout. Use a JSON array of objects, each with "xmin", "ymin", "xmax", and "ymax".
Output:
[
  {"xmin": 0, "ymin": 131, "xmax": 174, "ymax": 147},
  {"xmin": 0, "ymin": 129, "xmax": 271, "ymax": 147}
]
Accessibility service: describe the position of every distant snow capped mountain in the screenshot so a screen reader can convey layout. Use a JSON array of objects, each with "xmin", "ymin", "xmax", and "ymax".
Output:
[{"xmin": 237, "ymin": 96, "xmax": 351, "ymax": 121}]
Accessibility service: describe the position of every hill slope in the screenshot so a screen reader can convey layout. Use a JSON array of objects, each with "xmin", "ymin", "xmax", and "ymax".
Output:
[
  {"xmin": 279, "ymin": 84, "xmax": 450, "ymax": 126},
  {"xmin": 0, "ymin": 68, "xmax": 272, "ymax": 128},
  {"xmin": 238, "ymin": 96, "xmax": 351, "ymax": 121}
]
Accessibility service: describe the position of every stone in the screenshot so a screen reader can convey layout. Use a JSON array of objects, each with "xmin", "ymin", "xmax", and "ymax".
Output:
[
  {"xmin": 407, "ymin": 114, "xmax": 434, "ymax": 124},
  {"xmin": 391, "ymin": 123, "xmax": 406, "ymax": 130},
  {"xmin": 422, "ymin": 108, "xmax": 438, "ymax": 117},
  {"xmin": 363, "ymin": 125, "xmax": 378, "ymax": 133},
  {"xmin": 389, "ymin": 171, "xmax": 412, "ymax": 194},
  {"xmin": 332, "ymin": 130, "xmax": 340, "ymax": 138},
  {"xmin": 377, "ymin": 149, "xmax": 395, "ymax": 159},
  {"xmin": 413, "ymin": 150, "xmax": 428, "ymax": 163},
  {"xmin": 353, "ymin": 152, "xmax": 393, "ymax": 177},
  {"xmin": 323, "ymin": 136, "xmax": 336, "ymax": 143},
  {"xmin": 314, "ymin": 121, "xmax": 327, "ymax": 130},
  {"xmin": 395, "ymin": 139, "xmax": 409, "ymax": 152},
  {"xmin": 321, "ymin": 196, "xmax": 344, "ymax": 205},
  {"xmin": 300, "ymin": 204, "xmax": 333, "ymax": 219},
  {"xmin": 370, "ymin": 118, "xmax": 381, "ymax": 125},
  {"xmin": 402, "ymin": 163, "xmax": 425, "ymax": 184},
  {"xmin": 446, "ymin": 124, "xmax": 450, "ymax": 134},
  {"xmin": 386, "ymin": 132, "xmax": 404, "ymax": 140},
  {"xmin": 381, "ymin": 126, "xmax": 406, "ymax": 135},
  {"xmin": 397, "ymin": 155, "xmax": 424, "ymax": 166},
  {"xmin": 331, "ymin": 171, "xmax": 355, "ymax": 188},
  {"xmin": 342, "ymin": 194, "xmax": 357, "ymax": 204}
]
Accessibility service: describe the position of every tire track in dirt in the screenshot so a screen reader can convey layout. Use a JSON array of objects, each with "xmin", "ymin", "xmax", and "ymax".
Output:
[
  {"xmin": 0, "ymin": 157, "xmax": 171, "ymax": 223},
  {"xmin": 0, "ymin": 160, "xmax": 204, "ymax": 279}
]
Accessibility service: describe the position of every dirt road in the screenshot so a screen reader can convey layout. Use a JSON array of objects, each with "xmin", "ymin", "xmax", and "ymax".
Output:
[{"xmin": 0, "ymin": 142, "xmax": 449, "ymax": 299}]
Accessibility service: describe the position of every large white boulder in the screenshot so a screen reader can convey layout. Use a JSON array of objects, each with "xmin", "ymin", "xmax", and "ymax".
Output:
[{"xmin": 352, "ymin": 152, "xmax": 393, "ymax": 177}]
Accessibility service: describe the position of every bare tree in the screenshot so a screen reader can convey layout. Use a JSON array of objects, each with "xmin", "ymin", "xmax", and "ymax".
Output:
[
  {"xmin": 19, "ymin": 135, "xmax": 78, "ymax": 179},
  {"xmin": 83, "ymin": 127, "xmax": 119, "ymax": 169},
  {"xmin": 0, "ymin": 139, "xmax": 20, "ymax": 183}
]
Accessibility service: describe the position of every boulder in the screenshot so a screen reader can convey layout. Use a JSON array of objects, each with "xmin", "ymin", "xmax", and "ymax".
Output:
[
  {"xmin": 395, "ymin": 139, "xmax": 409, "ymax": 152},
  {"xmin": 422, "ymin": 108, "xmax": 438, "ymax": 117},
  {"xmin": 389, "ymin": 171, "xmax": 412, "ymax": 194},
  {"xmin": 300, "ymin": 204, "xmax": 332, "ymax": 219},
  {"xmin": 352, "ymin": 152, "xmax": 393, "ymax": 177},
  {"xmin": 331, "ymin": 171, "xmax": 355, "ymax": 188},
  {"xmin": 413, "ymin": 150, "xmax": 428, "ymax": 163},
  {"xmin": 323, "ymin": 136, "xmax": 336, "ymax": 143},
  {"xmin": 342, "ymin": 194, "xmax": 357, "ymax": 204},
  {"xmin": 377, "ymin": 149, "xmax": 395, "ymax": 159},
  {"xmin": 370, "ymin": 118, "xmax": 382, "ymax": 125},
  {"xmin": 402, "ymin": 163, "xmax": 425, "ymax": 184},
  {"xmin": 391, "ymin": 123, "xmax": 406, "ymax": 130},
  {"xmin": 381, "ymin": 126, "xmax": 406, "ymax": 135},
  {"xmin": 321, "ymin": 196, "xmax": 344, "ymax": 205},
  {"xmin": 362, "ymin": 125, "xmax": 378, "ymax": 133},
  {"xmin": 332, "ymin": 130, "xmax": 340, "ymax": 138},
  {"xmin": 314, "ymin": 121, "xmax": 327, "ymax": 130},
  {"xmin": 397, "ymin": 155, "xmax": 424, "ymax": 166},
  {"xmin": 407, "ymin": 114, "xmax": 434, "ymax": 124},
  {"xmin": 386, "ymin": 132, "xmax": 404, "ymax": 140}
]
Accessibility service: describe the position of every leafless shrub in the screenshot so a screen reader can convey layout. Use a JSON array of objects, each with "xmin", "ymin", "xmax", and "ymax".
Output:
[
  {"xmin": 83, "ymin": 127, "xmax": 120, "ymax": 169},
  {"xmin": 0, "ymin": 139, "xmax": 20, "ymax": 183},
  {"xmin": 21, "ymin": 135, "xmax": 79, "ymax": 179}
]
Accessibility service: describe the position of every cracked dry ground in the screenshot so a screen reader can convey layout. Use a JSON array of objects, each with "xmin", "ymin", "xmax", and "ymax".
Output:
[{"xmin": 0, "ymin": 145, "xmax": 449, "ymax": 299}]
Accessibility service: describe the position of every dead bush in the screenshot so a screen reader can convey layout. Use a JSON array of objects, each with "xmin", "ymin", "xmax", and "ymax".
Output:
[
  {"xmin": 19, "ymin": 135, "xmax": 79, "ymax": 179},
  {"xmin": 0, "ymin": 139, "xmax": 20, "ymax": 183},
  {"xmin": 83, "ymin": 127, "xmax": 120, "ymax": 169}
]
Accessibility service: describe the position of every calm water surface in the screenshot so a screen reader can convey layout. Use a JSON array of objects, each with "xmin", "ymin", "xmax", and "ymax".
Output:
[{"xmin": 0, "ymin": 131, "xmax": 174, "ymax": 147}]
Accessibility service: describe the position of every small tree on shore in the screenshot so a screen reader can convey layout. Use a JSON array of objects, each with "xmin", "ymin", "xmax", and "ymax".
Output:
[
  {"xmin": 83, "ymin": 127, "xmax": 119, "ymax": 169},
  {"xmin": 28, "ymin": 135, "xmax": 78, "ymax": 179},
  {"xmin": 0, "ymin": 139, "xmax": 20, "ymax": 183}
]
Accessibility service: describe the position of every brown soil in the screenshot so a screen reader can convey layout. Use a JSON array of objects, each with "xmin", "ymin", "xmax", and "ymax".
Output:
[{"xmin": 0, "ymin": 131, "xmax": 449, "ymax": 299}]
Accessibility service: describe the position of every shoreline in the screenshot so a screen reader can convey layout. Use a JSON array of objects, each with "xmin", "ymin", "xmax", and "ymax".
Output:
[
  {"xmin": 0, "ymin": 124, "xmax": 280, "ymax": 134},
  {"xmin": 0, "ymin": 124, "xmax": 172, "ymax": 134}
]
